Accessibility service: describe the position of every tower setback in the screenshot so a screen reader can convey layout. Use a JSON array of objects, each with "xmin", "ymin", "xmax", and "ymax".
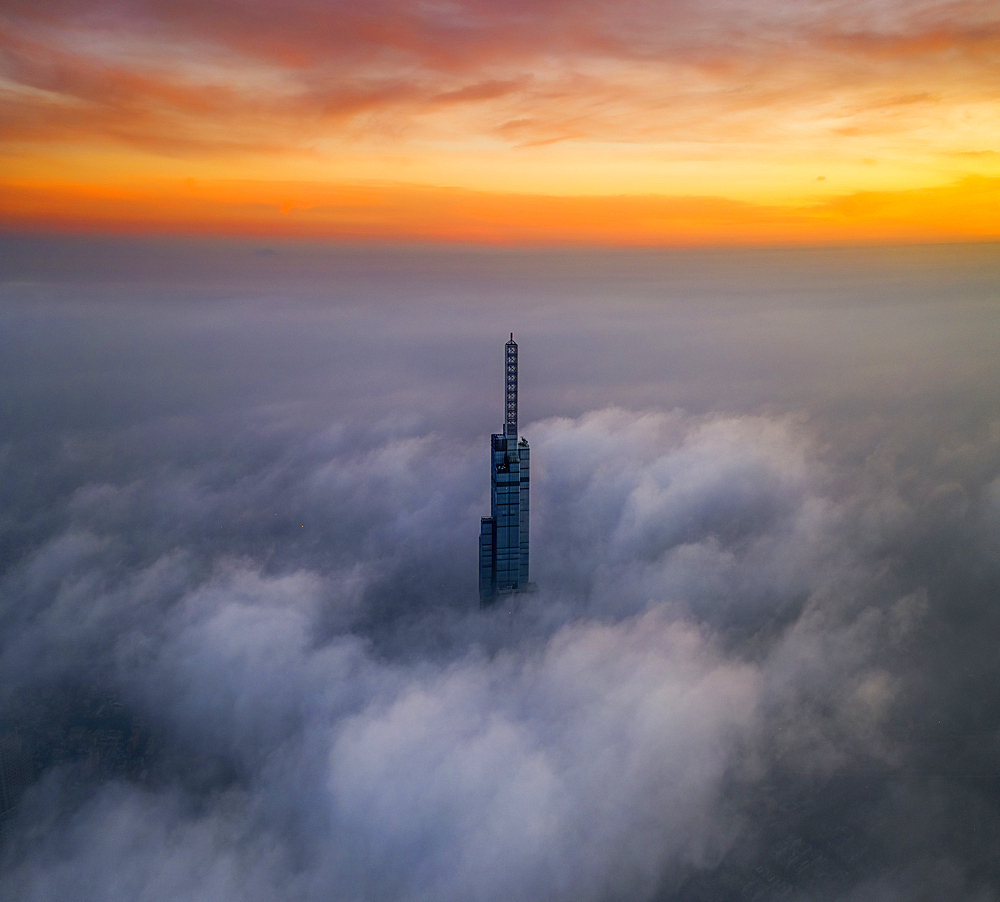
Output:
[{"xmin": 479, "ymin": 334, "xmax": 529, "ymax": 604}]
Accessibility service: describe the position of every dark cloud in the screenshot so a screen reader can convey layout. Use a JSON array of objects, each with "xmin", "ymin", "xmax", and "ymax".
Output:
[{"xmin": 2, "ymin": 239, "xmax": 1000, "ymax": 900}]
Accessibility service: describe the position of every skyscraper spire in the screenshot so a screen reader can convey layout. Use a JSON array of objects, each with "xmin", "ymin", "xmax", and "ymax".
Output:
[
  {"xmin": 505, "ymin": 334, "xmax": 517, "ymax": 437},
  {"xmin": 480, "ymin": 335, "xmax": 529, "ymax": 604}
]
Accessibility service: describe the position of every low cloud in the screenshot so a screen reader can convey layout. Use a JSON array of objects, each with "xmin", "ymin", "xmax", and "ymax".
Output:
[
  {"xmin": 0, "ymin": 402, "xmax": 979, "ymax": 901},
  {"xmin": 3, "ymin": 243, "xmax": 1000, "ymax": 899}
]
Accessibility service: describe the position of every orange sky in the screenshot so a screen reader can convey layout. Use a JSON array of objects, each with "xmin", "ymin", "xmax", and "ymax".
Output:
[{"xmin": 2, "ymin": 0, "xmax": 999, "ymax": 245}]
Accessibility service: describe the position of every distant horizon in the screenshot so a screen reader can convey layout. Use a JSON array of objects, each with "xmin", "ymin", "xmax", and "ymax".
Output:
[
  {"xmin": 3, "ymin": 180, "xmax": 998, "ymax": 246},
  {"xmin": 4, "ymin": 228, "xmax": 1000, "ymax": 252}
]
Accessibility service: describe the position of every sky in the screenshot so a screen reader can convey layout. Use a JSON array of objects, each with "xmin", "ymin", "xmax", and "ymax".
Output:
[
  {"xmin": 2, "ymin": 238, "xmax": 1000, "ymax": 901},
  {"xmin": 2, "ymin": 0, "xmax": 999, "ymax": 244}
]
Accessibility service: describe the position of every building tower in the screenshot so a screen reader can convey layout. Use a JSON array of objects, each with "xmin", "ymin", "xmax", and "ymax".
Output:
[{"xmin": 479, "ymin": 334, "xmax": 529, "ymax": 604}]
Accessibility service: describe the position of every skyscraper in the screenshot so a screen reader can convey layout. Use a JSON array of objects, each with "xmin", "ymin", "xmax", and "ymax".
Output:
[{"xmin": 479, "ymin": 334, "xmax": 529, "ymax": 604}]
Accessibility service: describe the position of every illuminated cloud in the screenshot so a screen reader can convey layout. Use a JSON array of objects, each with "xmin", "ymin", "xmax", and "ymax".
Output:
[{"xmin": 1, "ymin": 0, "xmax": 998, "ymax": 241}]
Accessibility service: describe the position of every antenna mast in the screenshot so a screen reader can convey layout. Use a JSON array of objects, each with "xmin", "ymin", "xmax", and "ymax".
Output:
[{"xmin": 505, "ymin": 334, "xmax": 517, "ymax": 437}]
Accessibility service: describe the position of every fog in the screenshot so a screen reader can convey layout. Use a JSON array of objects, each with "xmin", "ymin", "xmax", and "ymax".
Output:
[{"xmin": 2, "ymin": 237, "xmax": 1000, "ymax": 901}]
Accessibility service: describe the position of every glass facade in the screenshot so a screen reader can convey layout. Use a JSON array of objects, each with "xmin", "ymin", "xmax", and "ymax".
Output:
[{"xmin": 480, "ymin": 336, "xmax": 529, "ymax": 604}]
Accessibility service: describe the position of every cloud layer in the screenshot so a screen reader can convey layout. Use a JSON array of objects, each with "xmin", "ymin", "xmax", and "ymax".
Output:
[{"xmin": 3, "ymin": 241, "xmax": 1000, "ymax": 899}]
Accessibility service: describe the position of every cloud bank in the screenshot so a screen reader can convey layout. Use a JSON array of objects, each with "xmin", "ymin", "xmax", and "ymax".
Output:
[{"xmin": 2, "ymin": 241, "xmax": 1000, "ymax": 900}]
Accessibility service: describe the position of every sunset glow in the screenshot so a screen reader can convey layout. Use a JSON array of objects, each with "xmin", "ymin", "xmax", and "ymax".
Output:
[{"xmin": 2, "ymin": 0, "xmax": 999, "ymax": 244}]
